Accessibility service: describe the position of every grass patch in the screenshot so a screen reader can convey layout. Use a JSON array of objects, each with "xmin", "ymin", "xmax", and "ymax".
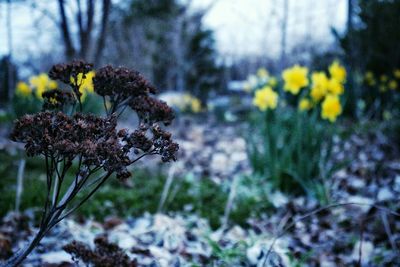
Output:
[{"xmin": 0, "ymin": 151, "xmax": 273, "ymax": 229}]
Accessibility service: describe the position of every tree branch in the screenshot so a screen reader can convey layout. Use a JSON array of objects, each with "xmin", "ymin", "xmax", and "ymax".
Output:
[
  {"xmin": 93, "ymin": 0, "xmax": 111, "ymax": 65},
  {"xmin": 58, "ymin": 0, "xmax": 75, "ymax": 59},
  {"xmin": 76, "ymin": 0, "xmax": 84, "ymax": 50},
  {"xmin": 78, "ymin": 0, "xmax": 94, "ymax": 59}
]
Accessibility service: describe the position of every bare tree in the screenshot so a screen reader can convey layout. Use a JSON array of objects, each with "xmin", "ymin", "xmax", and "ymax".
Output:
[
  {"xmin": 6, "ymin": 0, "xmax": 14, "ymax": 103},
  {"xmin": 345, "ymin": 0, "xmax": 356, "ymax": 117},
  {"xmin": 57, "ymin": 0, "xmax": 111, "ymax": 65},
  {"xmin": 104, "ymin": 0, "xmax": 221, "ymax": 92},
  {"xmin": 280, "ymin": 0, "xmax": 289, "ymax": 69}
]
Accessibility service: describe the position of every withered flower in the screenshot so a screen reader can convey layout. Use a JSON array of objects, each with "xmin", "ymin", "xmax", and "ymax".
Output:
[
  {"xmin": 48, "ymin": 60, "xmax": 93, "ymax": 107},
  {"xmin": 126, "ymin": 129, "xmax": 153, "ymax": 152},
  {"xmin": 10, "ymin": 112, "xmax": 131, "ymax": 177},
  {"xmin": 93, "ymin": 65, "xmax": 157, "ymax": 113},
  {"xmin": 6, "ymin": 60, "xmax": 178, "ymax": 267},
  {"xmin": 93, "ymin": 65, "xmax": 157, "ymax": 97},
  {"xmin": 129, "ymin": 95, "xmax": 175, "ymax": 125},
  {"xmin": 49, "ymin": 60, "xmax": 93, "ymax": 85},
  {"xmin": 151, "ymin": 124, "xmax": 179, "ymax": 162}
]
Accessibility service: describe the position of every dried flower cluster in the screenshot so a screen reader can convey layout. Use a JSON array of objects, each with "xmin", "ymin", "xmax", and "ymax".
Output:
[
  {"xmin": 129, "ymin": 95, "xmax": 174, "ymax": 125},
  {"xmin": 11, "ymin": 112, "xmax": 132, "ymax": 179},
  {"xmin": 63, "ymin": 236, "xmax": 137, "ymax": 267},
  {"xmin": 12, "ymin": 60, "xmax": 179, "ymax": 179},
  {"xmin": 48, "ymin": 60, "xmax": 94, "ymax": 110},
  {"xmin": 93, "ymin": 65, "xmax": 157, "ymax": 97},
  {"xmin": 5, "ymin": 60, "xmax": 178, "ymax": 267},
  {"xmin": 92, "ymin": 65, "xmax": 158, "ymax": 114},
  {"xmin": 11, "ymin": 114, "xmax": 178, "ymax": 180},
  {"xmin": 49, "ymin": 60, "xmax": 93, "ymax": 86},
  {"xmin": 119, "ymin": 124, "xmax": 179, "ymax": 163}
]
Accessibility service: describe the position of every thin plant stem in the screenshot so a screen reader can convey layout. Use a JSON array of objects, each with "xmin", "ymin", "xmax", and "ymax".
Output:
[
  {"xmin": 222, "ymin": 174, "xmax": 240, "ymax": 229},
  {"xmin": 158, "ymin": 164, "xmax": 177, "ymax": 213},
  {"xmin": 15, "ymin": 158, "xmax": 26, "ymax": 213}
]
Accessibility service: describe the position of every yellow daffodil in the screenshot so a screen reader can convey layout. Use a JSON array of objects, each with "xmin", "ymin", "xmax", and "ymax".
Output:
[
  {"xmin": 282, "ymin": 65, "xmax": 309, "ymax": 95},
  {"xmin": 257, "ymin": 68, "xmax": 269, "ymax": 79},
  {"xmin": 183, "ymin": 94, "xmax": 192, "ymax": 104},
  {"xmin": 380, "ymin": 75, "xmax": 388, "ymax": 83},
  {"xmin": 328, "ymin": 61, "xmax": 346, "ymax": 84},
  {"xmin": 190, "ymin": 98, "xmax": 202, "ymax": 113},
  {"xmin": 49, "ymin": 81, "xmax": 57, "ymax": 89},
  {"xmin": 253, "ymin": 86, "xmax": 278, "ymax": 111},
  {"xmin": 81, "ymin": 71, "xmax": 95, "ymax": 93},
  {"xmin": 310, "ymin": 72, "xmax": 328, "ymax": 102},
  {"xmin": 298, "ymin": 98, "xmax": 312, "ymax": 111},
  {"xmin": 176, "ymin": 93, "xmax": 203, "ymax": 113},
  {"xmin": 70, "ymin": 71, "xmax": 95, "ymax": 101},
  {"xmin": 268, "ymin": 77, "xmax": 278, "ymax": 87},
  {"xmin": 388, "ymin": 80, "xmax": 397, "ymax": 90},
  {"xmin": 30, "ymin": 73, "xmax": 56, "ymax": 99},
  {"xmin": 80, "ymin": 71, "xmax": 95, "ymax": 101},
  {"xmin": 321, "ymin": 94, "xmax": 342, "ymax": 122},
  {"xmin": 15, "ymin": 82, "xmax": 32, "ymax": 97},
  {"xmin": 327, "ymin": 78, "xmax": 344, "ymax": 95},
  {"xmin": 379, "ymin": 85, "xmax": 387, "ymax": 92}
]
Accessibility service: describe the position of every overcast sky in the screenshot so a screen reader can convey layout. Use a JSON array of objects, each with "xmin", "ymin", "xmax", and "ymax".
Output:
[
  {"xmin": 194, "ymin": 0, "xmax": 348, "ymax": 57},
  {"xmin": 0, "ymin": 0, "xmax": 348, "ymax": 59}
]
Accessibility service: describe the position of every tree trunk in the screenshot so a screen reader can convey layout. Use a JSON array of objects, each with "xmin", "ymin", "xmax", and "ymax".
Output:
[
  {"xmin": 346, "ymin": 0, "xmax": 356, "ymax": 117},
  {"xmin": 6, "ymin": 0, "xmax": 13, "ymax": 102},
  {"xmin": 58, "ymin": 0, "xmax": 75, "ymax": 60},
  {"xmin": 280, "ymin": 0, "xmax": 289, "ymax": 69},
  {"xmin": 93, "ymin": 0, "xmax": 111, "ymax": 66}
]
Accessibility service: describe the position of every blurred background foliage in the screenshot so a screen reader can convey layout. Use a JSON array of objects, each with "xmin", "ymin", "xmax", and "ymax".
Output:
[
  {"xmin": 339, "ymin": 0, "xmax": 400, "ymax": 74},
  {"xmin": 105, "ymin": 0, "xmax": 223, "ymax": 103}
]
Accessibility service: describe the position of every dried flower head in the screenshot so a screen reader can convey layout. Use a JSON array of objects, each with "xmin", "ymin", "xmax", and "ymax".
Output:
[
  {"xmin": 151, "ymin": 124, "xmax": 179, "ymax": 162},
  {"xmin": 130, "ymin": 95, "xmax": 175, "ymax": 125},
  {"xmin": 49, "ymin": 60, "xmax": 93, "ymax": 85},
  {"xmin": 48, "ymin": 60, "xmax": 94, "ymax": 105},
  {"xmin": 92, "ymin": 65, "xmax": 158, "ymax": 113},
  {"xmin": 126, "ymin": 129, "xmax": 153, "ymax": 152},
  {"xmin": 13, "ymin": 60, "xmax": 178, "ymax": 174},
  {"xmin": 10, "ymin": 112, "xmax": 129, "ymax": 176},
  {"xmin": 93, "ymin": 65, "xmax": 157, "ymax": 97},
  {"xmin": 42, "ymin": 89, "xmax": 76, "ymax": 110},
  {"xmin": 6, "ymin": 60, "xmax": 178, "ymax": 266},
  {"xmin": 11, "ymin": 111, "xmax": 178, "ymax": 177}
]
